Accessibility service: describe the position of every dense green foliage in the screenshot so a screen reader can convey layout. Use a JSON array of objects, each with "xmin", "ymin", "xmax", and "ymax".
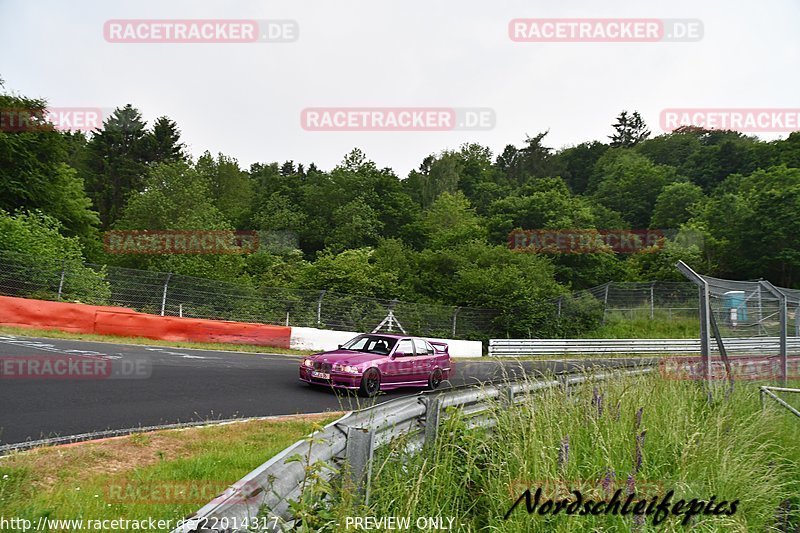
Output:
[{"xmin": 3, "ymin": 80, "xmax": 800, "ymax": 334}]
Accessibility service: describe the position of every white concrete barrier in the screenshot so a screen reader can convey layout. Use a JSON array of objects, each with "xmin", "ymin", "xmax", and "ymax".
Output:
[
  {"xmin": 289, "ymin": 327, "xmax": 357, "ymax": 352},
  {"xmin": 289, "ymin": 327, "xmax": 482, "ymax": 358}
]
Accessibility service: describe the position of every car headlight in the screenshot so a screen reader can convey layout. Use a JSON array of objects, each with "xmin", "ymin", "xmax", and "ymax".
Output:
[
  {"xmin": 302, "ymin": 359, "xmax": 313, "ymax": 368},
  {"xmin": 333, "ymin": 364, "xmax": 360, "ymax": 374}
]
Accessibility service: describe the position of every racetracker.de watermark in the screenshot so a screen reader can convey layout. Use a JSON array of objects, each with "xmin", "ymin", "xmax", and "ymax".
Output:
[
  {"xmin": 105, "ymin": 480, "xmax": 261, "ymax": 505},
  {"xmin": 300, "ymin": 108, "xmax": 495, "ymax": 131},
  {"xmin": 0, "ymin": 355, "xmax": 151, "ymax": 380},
  {"xmin": 659, "ymin": 356, "xmax": 800, "ymax": 381},
  {"xmin": 661, "ymin": 108, "xmax": 800, "ymax": 133},
  {"xmin": 104, "ymin": 230, "xmax": 259, "ymax": 255},
  {"xmin": 0, "ymin": 107, "xmax": 105, "ymax": 133},
  {"xmin": 509, "ymin": 18, "xmax": 703, "ymax": 42},
  {"xmin": 509, "ymin": 229, "xmax": 666, "ymax": 254},
  {"xmin": 104, "ymin": 19, "xmax": 298, "ymax": 43}
]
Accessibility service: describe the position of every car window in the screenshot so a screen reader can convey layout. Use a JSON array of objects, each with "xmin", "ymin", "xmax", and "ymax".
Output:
[
  {"xmin": 425, "ymin": 341, "xmax": 435, "ymax": 355},
  {"xmin": 366, "ymin": 337, "xmax": 391, "ymax": 355},
  {"xmin": 395, "ymin": 339, "xmax": 413, "ymax": 356},
  {"xmin": 413, "ymin": 339, "xmax": 427, "ymax": 356},
  {"xmin": 343, "ymin": 336, "xmax": 369, "ymax": 350},
  {"xmin": 342, "ymin": 335, "xmax": 397, "ymax": 354}
]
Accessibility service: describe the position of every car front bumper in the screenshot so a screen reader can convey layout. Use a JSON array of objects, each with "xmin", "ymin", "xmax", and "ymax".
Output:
[{"xmin": 299, "ymin": 367, "xmax": 362, "ymax": 389}]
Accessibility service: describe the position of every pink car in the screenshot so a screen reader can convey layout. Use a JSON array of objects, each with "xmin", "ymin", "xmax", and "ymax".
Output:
[{"xmin": 299, "ymin": 334, "xmax": 452, "ymax": 397}]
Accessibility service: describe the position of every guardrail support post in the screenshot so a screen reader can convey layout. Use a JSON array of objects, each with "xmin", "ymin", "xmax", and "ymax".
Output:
[
  {"xmin": 557, "ymin": 374, "xmax": 571, "ymax": 398},
  {"xmin": 501, "ymin": 385, "xmax": 515, "ymax": 407},
  {"xmin": 424, "ymin": 396, "xmax": 441, "ymax": 450},
  {"xmin": 344, "ymin": 427, "xmax": 374, "ymax": 503}
]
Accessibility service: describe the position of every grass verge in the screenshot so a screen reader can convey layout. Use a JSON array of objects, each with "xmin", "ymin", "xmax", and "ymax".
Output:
[
  {"xmin": 0, "ymin": 325, "xmax": 314, "ymax": 356},
  {"xmin": 0, "ymin": 413, "xmax": 341, "ymax": 530}
]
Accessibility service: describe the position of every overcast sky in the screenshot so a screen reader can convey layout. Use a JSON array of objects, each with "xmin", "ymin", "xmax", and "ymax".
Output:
[{"xmin": 1, "ymin": 0, "xmax": 798, "ymax": 177}]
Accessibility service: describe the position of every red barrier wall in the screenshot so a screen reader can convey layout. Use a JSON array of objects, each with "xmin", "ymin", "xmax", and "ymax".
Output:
[{"xmin": 0, "ymin": 295, "xmax": 291, "ymax": 348}]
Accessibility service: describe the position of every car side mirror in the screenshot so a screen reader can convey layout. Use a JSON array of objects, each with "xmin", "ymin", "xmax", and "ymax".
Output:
[
  {"xmin": 393, "ymin": 351, "xmax": 408, "ymax": 358},
  {"xmin": 338, "ymin": 344, "xmax": 343, "ymax": 349}
]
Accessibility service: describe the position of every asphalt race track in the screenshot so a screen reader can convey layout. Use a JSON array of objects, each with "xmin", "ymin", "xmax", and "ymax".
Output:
[{"xmin": 0, "ymin": 334, "xmax": 651, "ymax": 446}]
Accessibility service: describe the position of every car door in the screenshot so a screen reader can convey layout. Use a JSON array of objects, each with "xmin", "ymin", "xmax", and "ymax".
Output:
[
  {"xmin": 412, "ymin": 338, "xmax": 433, "ymax": 382},
  {"xmin": 386, "ymin": 338, "xmax": 415, "ymax": 385}
]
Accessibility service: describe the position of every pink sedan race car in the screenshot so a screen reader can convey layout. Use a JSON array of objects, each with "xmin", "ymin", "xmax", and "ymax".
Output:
[{"xmin": 299, "ymin": 333, "xmax": 452, "ymax": 397}]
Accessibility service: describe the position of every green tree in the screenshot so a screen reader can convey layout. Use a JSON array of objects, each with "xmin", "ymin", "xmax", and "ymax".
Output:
[
  {"xmin": 690, "ymin": 166, "xmax": 800, "ymax": 286},
  {"xmin": 326, "ymin": 196, "xmax": 384, "ymax": 253},
  {"xmin": 297, "ymin": 149, "xmax": 415, "ymax": 255},
  {"xmin": 196, "ymin": 152, "xmax": 253, "ymax": 228},
  {"xmin": 413, "ymin": 241, "xmax": 565, "ymax": 337},
  {"xmin": 592, "ymin": 150, "xmax": 681, "ymax": 228},
  {"xmin": 650, "ymin": 182, "xmax": 705, "ymax": 229},
  {"xmin": 556, "ymin": 141, "xmax": 609, "ymax": 194},
  {"xmin": 0, "ymin": 88, "xmax": 99, "ymax": 241},
  {"xmin": 145, "ymin": 116, "xmax": 186, "ymax": 163},
  {"xmin": 298, "ymin": 248, "xmax": 399, "ymax": 297},
  {"xmin": 84, "ymin": 105, "xmax": 151, "ymax": 227},
  {"xmin": 496, "ymin": 132, "xmax": 563, "ymax": 185},
  {"xmin": 404, "ymin": 152, "xmax": 461, "ymax": 208},
  {"xmin": 0, "ymin": 210, "xmax": 109, "ymax": 302},
  {"xmin": 609, "ymin": 110, "xmax": 650, "ymax": 147},
  {"xmin": 486, "ymin": 177, "xmax": 596, "ymax": 243},
  {"xmin": 417, "ymin": 191, "xmax": 486, "ymax": 250},
  {"xmin": 110, "ymin": 161, "xmax": 246, "ymax": 281},
  {"xmin": 627, "ymin": 235, "xmax": 709, "ymax": 282}
]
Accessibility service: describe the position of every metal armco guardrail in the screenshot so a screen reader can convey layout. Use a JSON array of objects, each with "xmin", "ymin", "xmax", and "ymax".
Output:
[
  {"xmin": 488, "ymin": 337, "xmax": 800, "ymax": 357},
  {"xmin": 172, "ymin": 366, "xmax": 653, "ymax": 533}
]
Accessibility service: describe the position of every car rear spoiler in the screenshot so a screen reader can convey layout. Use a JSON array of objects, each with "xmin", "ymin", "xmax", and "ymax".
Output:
[{"xmin": 429, "ymin": 341, "xmax": 449, "ymax": 353}]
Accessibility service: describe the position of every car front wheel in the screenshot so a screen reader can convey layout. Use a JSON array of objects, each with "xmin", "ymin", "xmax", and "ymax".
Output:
[{"xmin": 358, "ymin": 368, "xmax": 381, "ymax": 397}]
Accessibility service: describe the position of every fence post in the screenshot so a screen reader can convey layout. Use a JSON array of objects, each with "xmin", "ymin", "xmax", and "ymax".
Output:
[
  {"xmin": 759, "ymin": 281, "xmax": 788, "ymax": 384},
  {"xmin": 451, "ymin": 307, "xmax": 460, "ymax": 337},
  {"xmin": 56, "ymin": 260, "xmax": 67, "ymax": 301},
  {"xmin": 344, "ymin": 427, "xmax": 374, "ymax": 504},
  {"xmin": 316, "ymin": 290, "xmax": 326, "ymax": 325},
  {"xmin": 650, "ymin": 283, "xmax": 655, "ymax": 320},
  {"xmin": 557, "ymin": 297, "xmax": 562, "ymax": 319},
  {"xmin": 602, "ymin": 283, "xmax": 610, "ymax": 324},
  {"xmin": 757, "ymin": 284, "xmax": 763, "ymax": 334},
  {"xmin": 160, "ymin": 273, "xmax": 172, "ymax": 316},
  {"xmin": 796, "ymin": 305, "xmax": 800, "ymax": 337},
  {"xmin": 388, "ymin": 299, "xmax": 398, "ymax": 332},
  {"xmin": 676, "ymin": 261, "xmax": 711, "ymax": 383}
]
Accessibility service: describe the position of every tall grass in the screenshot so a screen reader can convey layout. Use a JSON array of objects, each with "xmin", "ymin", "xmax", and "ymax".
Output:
[
  {"xmin": 298, "ymin": 374, "xmax": 800, "ymax": 532},
  {"xmin": 583, "ymin": 310, "xmax": 700, "ymax": 339}
]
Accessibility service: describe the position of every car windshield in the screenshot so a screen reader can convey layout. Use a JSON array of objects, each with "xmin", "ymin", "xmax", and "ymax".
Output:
[{"xmin": 341, "ymin": 335, "xmax": 397, "ymax": 355}]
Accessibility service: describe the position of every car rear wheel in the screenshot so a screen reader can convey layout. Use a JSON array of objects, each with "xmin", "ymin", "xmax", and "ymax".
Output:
[
  {"xmin": 428, "ymin": 368, "xmax": 443, "ymax": 390},
  {"xmin": 359, "ymin": 368, "xmax": 381, "ymax": 397}
]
